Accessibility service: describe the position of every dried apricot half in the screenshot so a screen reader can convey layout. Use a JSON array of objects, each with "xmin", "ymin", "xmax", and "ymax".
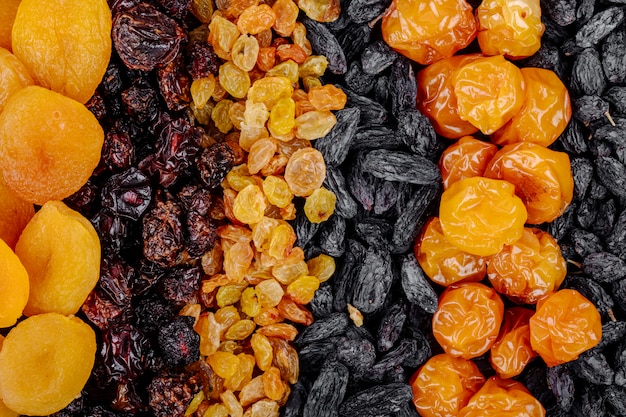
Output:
[
  {"xmin": 15, "ymin": 200, "xmax": 101, "ymax": 316},
  {"xmin": 11, "ymin": 0, "xmax": 112, "ymax": 104},
  {"xmin": 0, "ymin": 239, "xmax": 29, "ymax": 328},
  {"xmin": 0, "ymin": 47, "xmax": 33, "ymax": 113},
  {"xmin": 0, "ymin": 86, "xmax": 104, "ymax": 205},
  {"xmin": 0, "ymin": 0, "xmax": 21, "ymax": 51},
  {"xmin": 0, "ymin": 313, "xmax": 96, "ymax": 416},
  {"xmin": 0, "ymin": 177, "xmax": 34, "ymax": 250}
]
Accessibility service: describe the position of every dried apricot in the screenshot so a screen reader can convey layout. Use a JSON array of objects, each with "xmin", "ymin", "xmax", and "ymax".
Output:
[
  {"xmin": 15, "ymin": 200, "xmax": 101, "ymax": 316},
  {"xmin": 0, "ymin": 0, "xmax": 21, "ymax": 51},
  {"xmin": 11, "ymin": 0, "xmax": 111, "ymax": 104},
  {"xmin": 0, "ymin": 86, "xmax": 104, "ymax": 205},
  {"xmin": 0, "ymin": 239, "xmax": 29, "ymax": 328},
  {"xmin": 0, "ymin": 48, "xmax": 33, "ymax": 113},
  {"xmin": 0, "ymin": 177, "xmax": 34, "ymax": 250},
  {"xmin": 0, "ymin": 313, "xmax": 96, "ymax": 416}
]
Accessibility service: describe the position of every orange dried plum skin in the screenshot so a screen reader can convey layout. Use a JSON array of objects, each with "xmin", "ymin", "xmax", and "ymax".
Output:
[
  {"xmin": 484, "ymin": 142, "xmax": 574, "ymax": 224},
  {"xmin": 416, "ymin": 54, "xmax": 483, "ymax": 139},
  {"xmin": 489, "ymin": 307, "xmax": 537, "ymax": 379},
  {"xmin": 438, "ymin": 136, "xmax": 498, "ymax": 189},
  {"xmin": 458, "ymin": 376, "xmax": 546, "ymax": 417},
  {"xmin": 0, "ymin": 239, "xmax": 29, "ymax": 328},
  {"xmin": 0, "ymin": 47, "xmax": 33, "ymax": 114},
  {"xmin": 432, "ymin": 282, "xmax": 504, "ymax": 359},
  {"xmin": 410, "ymin": 353, "xmax": 485, "ymax": 417},
  {"xmin": 11, "ymin": 0, "xmax": 112, "ymax": 104},
  {"xmin": 415, "ymin": 217, "xmax": 486, "ymax": 287},
  {"xmin": 476, "ymin": 0, "xmax": 544, "ymax": 59},
  {"xmin": 0, "ymin": 86, "xmax": 104, "ymax": 205},
  {"xmin": 451, "ymin": 55, "xmax": 525, "ymax": 135},
  {"xmin": 529, "ymin": 289, "xmax": 602, "ymax": 367},
  {"xmin": 487, "ymin": 228, "xmax": 566, "ymax": 304},
  {"xmin": 0, "ymin": 177, "xmax": 34, "ymax": 250},
  {"xmin": 491, "ymin": 67, "xmax": 572, "ymax": 147},
  {"xmin": 381, "ymin": 0, "xmax": 477, "ymax": 65},
  {"xmin": 439, "ymin": 177, "xmax": 527, "ymax": 257}
]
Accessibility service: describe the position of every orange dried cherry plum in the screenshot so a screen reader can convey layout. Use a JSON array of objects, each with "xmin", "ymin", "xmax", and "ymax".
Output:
[
  {"xmin": 458, "ymin": 376, "xmax": 545, "ymax": 417},
  {"xmin": 415, "ymin": 217, "xmax": 486, "ymax": 287},
  {"xmin": 410, "ymin": 353, "xmax": 485, "ymax": 417},
  {"xmin": 11, "ymin": 0, "xmax": 111, "ymax": 104},
  {"xmin": 307, "ymin": 84, "xmax": 347, "ymax": 111},
  {"xmin": 452, "ymin": 55, "xmax": 525, "ymax": 135},
  {"xmin": 491, "ymin": 68, "xmax": 572, "ymax": 147},
  {"xmin": 0, "ymin": 239, "xmax": 29, "ymax": 328},
  {"xmin": 15, "ymin": 200, "xmax": 101, "ymax": 316},
  {"xmin": 489, "ymin": 307, "xmax": 537, "ymax": 379},
  {"xmin": 417, "ymin": 54, "xmax": 483, "ymax": 139},
  {"xmin": 284, "ymin": 147, "xmax": 326, "ymax": 197},
  {"xmin": 439, "ymin": 177, "xmax": 527, "ymax": 257},
  {"xmin": 0, "ymin": 313, "xmax": 96, "ymax": 416},
  {"xmin": 484, "ymin": 142, "xmax": 574, "ymax": 224},
  {"xmin": 529, "ymin": 289, "xmax": 602, "ymax": 367},
  {"xmin": 0, "ymin": 177, "xmax": 34, "ymax": 250},
  {"xmin": 477, "ymin": 0, "xmax": 544, "ymax": 59},
  {"xmin": 0, "ymin": 86, "xmax": 104, "ymax": 205},
  {"xmin": 381, "ymin": 0, "xmax": 477, "ymax": 65},
  {"xmin": 0, "ymin": 48, "xmax": 33, "ymax": 113},
  {"xmin": 487, "ymin": 227, "xmax": 566, "ymax": 304},
  {"xmin": 438, "ymin": 136, "xmax": 498, "ymax": 190},
  {"xmin": 432, "ymin": 282, "xmax": 504, "ymax": 359},
  {"xmin": 0, "ymin": 0, "xmax": 20, "ymax": 51}
]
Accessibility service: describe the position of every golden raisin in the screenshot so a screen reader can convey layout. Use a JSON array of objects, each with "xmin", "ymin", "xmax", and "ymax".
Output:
[
  {"xmin": 307, "ymin": 84, "xmax": 347, "ymax": 111},
  {"xmin": 237, "ymin": 4, "xmax": 276, "ymax": 35},
  {"xmin": 284, "ymin": 147, "xmax": 326, "ymax": 197},
  {"xmin": 303, "ymin": 187, "xmax": 336, "ymax": 223}
]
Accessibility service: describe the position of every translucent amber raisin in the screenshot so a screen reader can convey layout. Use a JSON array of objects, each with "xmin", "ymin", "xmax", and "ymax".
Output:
[
  {"xmin": 212, "ymin": 99, "xmax": 235, "ymax": 133},
  {"xmin": 0, "ymin": 86, "xmax": 104, "ymax": 205},
  {"xmin": 484, "ymin": 142, "xmax": 574, "ymax": 224},
  {"xmin": 204, "ymin": 403, "xmax": 229, "ymax": 417},
  {"xmin": 491, "ymin": 68, "xmax": 571, "ymax": 147},
  {"xmin": 233, "ymin": 184, "xmax": 267, "ymax": 224},
  {"xmin": 208, "ymin": 351, "xmax": 240, "ymax": 379},
  {"xmin": 268, "ymin": 97, "xmax": 297, "ymax": 137},
  {"xmin": 191, "ymin": 0, "xmax": 214, "ymax": 23},
  {"xmin": 458, "ymin": 377, "xmax": 545, "ymax": 417},
  {"xmin": 190, "ymin": 75, "xmax": 216, "ymax": 109},
  {"xmin": 268, "ymin": 223, "xmax": 297, "ymax": 259},
  {"xmin": 529, "ymin": 289, "xmax": 602, "ymax": 367},
  {"xmin": 217, "ymin": 284, "xmax": 245, "ymax": 307},
  {"xmin": 299, "ymin": 55, "xmax": 328, "ymax": 78},
  {"xmin": 262, "ymin": 366, "xmax": 286, "ymax": 401},
  {"xmin": 267, "ymin": 60, "xmax": 300, "ymax": 84},
  {"xmin": 223, "ymin": 242, "xmax": 254, "ymax": 281},
  {"xmin": 208, "ymin": 15, "xmax": 241, "ymax": 60},
  {"xmin": 303, "ymin": 187, "xmax": 336, "ymax": 223},
  {"xmin": 237, "ymin": 4, "xmax": 276, "ymax": 35},
  {"xmin": 415, "ymin": 217, "xmax": 486, "ymax": 287},
  {"xmin": 284, "ymin": 148, "xmax": 326, "ymax": 197},
  {"xmin": 272, "ymin": 259, "xmax": 308, "ymax": 285},
  {"xmin": 432, "ymin": 282, "xmax": 504, "ymax": 359},
  {"xmin": 0, "ymin": 48, "xmax": 33, "ymax": 113},
  {"xmin": 248, "ymin": 77, "xmax": 294, "ymax": 108},
  {"xmin": 232, "ymin": 34, "xmax": 260, "ymax": 72},
  {"xmin": 239, "ymin": 376, "xmax": 266, "ymax": 407},
  {"xmin": 0, "ymin": 313, "xmax": 96, "ymax": 416},
  {"xmin": 438, "ymin": 136, "xmax": 498, "ymax": 190},
  {"xmin": 0, "ymin": 0, "xmax": 20, "ymax": 51},
  {"xmin": 11, "ymin": 0, "xmax": 111, "ymax": 104},
  {"xmin": 382, "ymin": 0, "xmax": 477, "ymax": 65},
  {"xmin": 250, "ymin": 333, "xmax": 273, "ymax": 371},
  {"xmin": 241, "ymin": 287, "xmax": 262, "ymax": 317},
  {"xmin": 307, "ymin": 84, "xmax": 347, "ymax": 111},
  {"xmin": 256, "ymin": 279, "xmax": 285, "ymax": 308},
  {"xmin": 0, "ymin": 239, "xmax": 29, "ymax": 328},
  {"xmin": 490, "ymin": 307, "xmax": 537, "ymax": 379},
  {"xmin": 248, "ymin": 138, "xmax": 277, "ymax": 175},
  {"xmin": 306, "ymin": 254, "xmax": 335, "ymax": 283},
  {"xmin": 410, "ymin": 353, "xmax": 485, "ymax": 417},
  {"xmin": 275, "ymin": 44, "xmax": 308, "ymax": 64},
  {"xmin": 0, "ymin": 177, "xmax": 34, "ymax": 250},
  {"xmin": 452, "ymin": 55, "xmax": 525, "ymax": 135},
  {"xmin": 220, "ymin": 390, "xmax": 244, "ymax": 417},
  {"xmin": 244, "ymin": 101, "xmax": 270, "ymax": 128},
  {"xmin": 219, "ymin": 61, "xmax": 251, "ymax": 99},
  {"xmin": 16, "ymin": 201, "xmax": 100, "ymax": 316},
  {"xmin": 257, "ymin": 46, "xmax": 277, "ymax": 72},
  {"xmin": 487, "ymin": 228, "xmax": 566, "ymax": 304},
  {"xmin": 439, "ymin": 177, "xmax": 527, "ymax": 257},
  {"xmin": 277, "ymin": 296, "xmax": 314, "ymax": 325},
  {"xmin": 286, "ymin": 275, "xmax": 320, "ymax": 304},
  {"xmin": 294, "ymin": 110, "xmax": 336, "ymax": 140},
  {"xmin": 417, "ymin": 54, "xmax": 483, "ymax": 139},
  {"xmin": 225, "ymin": 319, "xmax": 256, "ymax": 340},
  {"xmin": 272, "ymin": 0, "xmax": 299, "ymax": 36},
  {"xmin": 477, "ymin": 0, "xmax": 544, "ymax": 59},
  {"xmin": 297, "ymin": 0, "xmax": 340, "ymax": 22}
]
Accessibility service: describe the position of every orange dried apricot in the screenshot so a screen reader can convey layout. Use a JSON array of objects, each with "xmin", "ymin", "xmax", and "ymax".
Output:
[
  {"xmin": 0, "ymin": 86, "xmax": 104, "ymax": 205},
  {"xmin": 432, "ymin": 282, "xmax": 504, "ymax": 359},
  {"xmin": 15, "ymin": 200, "xmax": 101, "ymax": 316},
  {"xmin": 451, "ymin": 55, "xmax": 525, "ymax": 135},
  {"xmin": 0, "ymin": 239, "xmax": 29, "ymax": 328},
  {"xmin": 0, "ymin": 48, "xmax": 33, "ymax": 113},
  {"xmin": 382, "ymin": 0, "xmax": 477, "ymax": 65},
  {"xmin": 484, "ymin": 142, "xmax": 574, "ymax": 224},
  {"xmin": 458, "ymin": 376, "xmax": 545, "ymax": 417},
  {"xmin": 0, "ymin": 313, "xmax": 96, "ymax": 416},
  {"xmin": 491, "ymin": 68, "xmax": 572, "ymax": 147},
  {"xmin": 438, "ymin": 136, "xmax": 498, "ymax": 190},
  {"xmin": 0, "ymin": 177, "xmax": 34, "ymax": 250},
  {"xmin": 489, "ymin": 307, "xmax": 537, "ymax": 379},
  {"xmin": 410, "ymin": 353, "xmax": 485, "ymax": 417},
  {"xmin": 529, "ymin": 289, "xmax": 602, "ymax": 367},
  {"xmin": 415, "ymin": 217, "xmax": 486, "ymax": 287},
  {"xmin": 487, "ymin": 228, "xmax": 567, "ymax": 304},
  {"xmin": 439, "ymin": 177, "xmax": 527, "ymax": 257},
  {"xmin": 0, "ymin": 0, "xmax": 21, "ymax": 52},
  {"xmin": 11, "ymin": 0, "xmax": 112, "ymax": 104}
]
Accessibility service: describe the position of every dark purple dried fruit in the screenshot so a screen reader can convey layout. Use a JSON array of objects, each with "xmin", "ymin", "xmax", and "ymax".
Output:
[
  {"xmin": 338, "ymin": 383, "xmax": 413, "ymax": 417},
  {"xmin": 186, "ymin": 41, "xmax": 219, "ymax": 80},
  {"xmin": 302, "ymin": 17, "xmax": 347, "ymax": 74},
  {"xmin": 195, "ymin": 142, "xmax": 236, "ymax": 189},
  {"xmin": 157, "ymin": 316, "xmax": 200, "ymax": 367},
  {"xmin": 147, "ymin": 371, "xmax": 201, "ymax": 417},
  {"xmin": 575, "ymin": 7, "xmax": 625, "ymax": 48},
  {"xmin": 101, "ymin": 324, "xmax": 150, "ymax": 383},
  {"xmin": 302, "ymin": 357, "xmax": 349, "ymax": 417},
  {"xmin": 142, "ymin": 199, "xmax": 184, "ymax": 267},
  {"xmin": 101, "ymin": 168, "xmax": 152, "ymax": 221}
]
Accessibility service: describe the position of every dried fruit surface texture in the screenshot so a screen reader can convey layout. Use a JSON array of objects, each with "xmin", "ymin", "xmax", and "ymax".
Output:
[
  {"xmin": 15, "ymin": 200, "xmax": 101, "ymax": 316},
  {"xmin": 0, "ymin": 47, "xmax": 33, "ymax": 113},
  {"xmin": 0, "ymin": 0, "xmax": 20, "ymax": 51},
  {"xmin": 11, "ymin": 0, "xmax": 112, "ymax": 104},
  {"xmin": 0, "ymin": 239, "xmax": 29, "ymax": 328},
  {"xmin": 0, "ymin": 86, "xmax": 104, "ymax": 205},
  {"xmin": 0, "ymin": 313, "xmax": 96, "ymax": 416},
  {"xmin": 0, "ymin": 177, "xmax": 33, "ymax": 250}
]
